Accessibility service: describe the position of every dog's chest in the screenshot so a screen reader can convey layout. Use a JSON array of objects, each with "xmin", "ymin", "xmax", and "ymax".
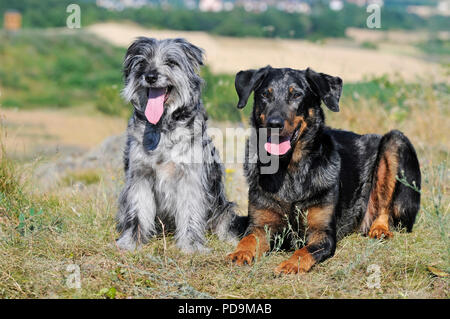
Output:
[
  {"xmin": 130, "ymin": 123, "xmax": 206, "ymax": 185},
  {"xmin": 138, "ymin": 125, "xmax": 197, "ymax": 158},
  {"xmin": 256, "ymin": 167, "xmax": 308, "ymax": 207}
]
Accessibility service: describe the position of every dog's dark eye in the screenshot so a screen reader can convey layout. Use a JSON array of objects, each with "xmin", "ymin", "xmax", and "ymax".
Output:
[
  {"xmin": 261, "ymin": 91, "xmax": 271, "ymax": 99},
  {"xmin": 292, "ymin": 92, "xmax": 302, "ymax": 99},
  {"xmin": 134, "ymin": 62, "xmax": 143, "ymax": 70},
  {"xmin": 166, "ymin": 60, "xmax": 178, "ymax": 67}
]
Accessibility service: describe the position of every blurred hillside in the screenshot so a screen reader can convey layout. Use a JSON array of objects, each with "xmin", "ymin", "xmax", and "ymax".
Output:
[
  {"xmin": 0, "ymin": 31, "xmax": 123, "ymax": 110},
  {"xmin": 1, "ymin": 28, "xmax": 448, "ymax": 120},
  {"xmin": 0, "ymin": 0, "xmax": 449, "ymax": 39},
  {"xmin": 88, "ymin": 22, "xmax": 447, "ymax": 77},
  {"xmin": 0, "ymin": 26, "xmax": 448, "ymax": 161},
  {"xmin": 0, "ymin": 1, "xmax": 448, "ymax": 157}
]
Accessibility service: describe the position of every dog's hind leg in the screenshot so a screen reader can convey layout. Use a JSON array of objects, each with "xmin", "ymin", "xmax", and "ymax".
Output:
[
  {"xmin": 116, "ymin": 176, "xmax": 157, "ymax": 250},
  {"xmin": 364, "ymin": 130, "xmax": 420, "ymax": 239},
  {"xmin": 391, "ymin": 132, "xmax": 421, "ymax": 232}
]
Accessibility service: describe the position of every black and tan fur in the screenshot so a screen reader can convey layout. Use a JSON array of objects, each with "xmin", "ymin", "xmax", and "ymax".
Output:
[{"xmin": 227, "ymin": 66, "xmax": 421, "ymax": 274}]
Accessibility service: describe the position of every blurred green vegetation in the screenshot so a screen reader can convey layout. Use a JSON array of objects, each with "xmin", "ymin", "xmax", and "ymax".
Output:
[
  {"xmin": 96, "ymin": 85, "xmax": 128, "ymax": 117},
  {"xmin": 0, "ymin": 30, "xmax": 124, "ymax": 109},
  {"xmin": 62, "ymin": 169, "xmax": 101, "ymax": 187},
  {"xmin": 0, "ymin": 30, "xmax": 448, "ymax": 123},
  {"xmin": 416, "ymin": 37, "xmax": 450, "ymax": 57},
  {"xmin": 202, "ymin": 67, "xmax": 252, "ymax": 122},
  {"xmin": 0, "ymin": 0, "xmax": 449, "ymax": 40},
  {"xmin": 360, "ymin": 41, "xmax": 378, "ymax": 50},
  {"xmin": 342, "ymin": 74, "xmax": 449, "ymax": 110}
]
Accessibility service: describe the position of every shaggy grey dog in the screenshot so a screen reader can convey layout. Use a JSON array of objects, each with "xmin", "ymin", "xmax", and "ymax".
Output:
[{"xmin": 116, "ymin": 37, "xmax": 247, "ymax": 253}]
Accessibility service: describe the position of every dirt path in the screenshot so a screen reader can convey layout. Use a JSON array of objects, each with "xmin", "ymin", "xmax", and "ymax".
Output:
[
  {"xmin": 1, "ymin": 108, "xmax": 127, "ymax": 159},
  {"xmin": 88, "ymin": 22, "xmax": 443, "ymax": 81}
]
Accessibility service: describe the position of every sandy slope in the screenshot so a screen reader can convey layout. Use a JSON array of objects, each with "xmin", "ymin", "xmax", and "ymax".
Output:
[
  {"xmin": 88, "ymin": 22, "xmax": 442, "ymax": 81},
  {"xmin": 1, "ymin": 108, "xmax": 127, "ymax": 158}
]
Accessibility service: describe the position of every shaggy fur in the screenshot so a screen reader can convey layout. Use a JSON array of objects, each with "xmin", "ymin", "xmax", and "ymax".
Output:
[
  {"xmin": 116, "ymin": 37, "xmax": 246, "ymax": 253},
  {"xmin": 227, "ymin": 66, "xmax": 421, "ymax": 274}
]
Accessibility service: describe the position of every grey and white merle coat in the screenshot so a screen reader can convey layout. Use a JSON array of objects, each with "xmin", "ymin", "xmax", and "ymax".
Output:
[{"xmin": 116, "ymin": 37, "xmax": 246, "ymax": 252}]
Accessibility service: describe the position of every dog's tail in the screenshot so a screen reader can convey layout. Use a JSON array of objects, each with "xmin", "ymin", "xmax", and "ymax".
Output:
[{"xmin": 208, "ymin": 201, "xmax": 249, "ymax": 243}]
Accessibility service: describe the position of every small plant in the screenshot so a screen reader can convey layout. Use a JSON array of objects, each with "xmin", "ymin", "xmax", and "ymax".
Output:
[
  {"xmin": 361, "ymin": 41, "xmax": 378, "ymax": 50},
  {"xmin": 286, "ymin": 207, "xmax": 309, "ymax": 250},
  {"xmin": 265, "ymin": 207, "xmax": 309, "ymax": 253},
  {"xmin": 396, "ymin": 170, "xmax": 421, "ymax": 194},
  {"xmin": 16, "ymin": 207, "xmax": 44, "ymax": 236},
  {"xmin": 99, "ymin": 287, "xmax": 117, "ymax": 299}
]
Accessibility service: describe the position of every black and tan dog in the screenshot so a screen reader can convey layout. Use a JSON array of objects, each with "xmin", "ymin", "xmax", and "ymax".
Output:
[{"xmin": 226, "ymin": 66, "xmax": 421, "ymax": 274}]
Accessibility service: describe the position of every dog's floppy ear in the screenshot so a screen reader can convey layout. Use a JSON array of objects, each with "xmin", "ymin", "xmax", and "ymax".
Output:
[
  {"xmin": 174, "ymin": 38, "xmax": 204, "ymax": 67},
  {"xmin": 123, "ymin": 37, "xmax": 157, "ymax": 79},
  {"xmin": 305, "ymin": 68, "xmax": 342, "ymax": 112},
  {"xmin": 235, "ymin": 65, "xmax": 271, "ymax": 109}
]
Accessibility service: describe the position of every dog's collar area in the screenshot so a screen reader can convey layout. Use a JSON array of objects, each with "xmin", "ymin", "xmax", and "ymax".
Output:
[{"xmin": 143, "ymin": 122, "xmax": 161, "ymax": 151}]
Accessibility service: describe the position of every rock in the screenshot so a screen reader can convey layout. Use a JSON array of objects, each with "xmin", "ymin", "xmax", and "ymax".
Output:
[{"xmin": 35, "ymin": 133, "xmax": 126, "ymax": 187}]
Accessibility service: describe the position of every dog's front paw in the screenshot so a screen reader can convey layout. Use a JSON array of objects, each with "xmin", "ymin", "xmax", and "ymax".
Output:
[
  {"xmin": 368, "ymin": 223, "xmax": 393, "ymax": 239},
  {"xmin": 274, "ymin": 258, "xmax": 303, "ymax": 275},
  {"xmin": 274, "ymin": 249, "xmax": 316, "ymax": 275},
  {"xmin": 178, "ymin": 242, "xmax": 211, "ymax": 254},
  {"xmin": 115, "ymin": 235, "xmax": 138, "ymax": 251},
  {"xmin": 226, "ymin": 250, "xmax": 254, "ymax": 266}
]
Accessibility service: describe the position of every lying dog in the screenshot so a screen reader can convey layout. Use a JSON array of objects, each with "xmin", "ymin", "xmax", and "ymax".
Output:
[
  {"xmin": 227, "ymin": 66, "xmax": 421, "ymax": 274},
  {"xmin": 116, "ymin": 37, "xmax": 246, "ymax": 253}
]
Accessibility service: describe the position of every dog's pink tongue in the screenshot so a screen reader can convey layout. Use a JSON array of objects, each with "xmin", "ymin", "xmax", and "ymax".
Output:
[
  {"xmin": 264, "ymin": 138, "xmax": 291, "ymax": 155},
  {"xmin": 145, "ymin": 88, "xmax": 166, "ymax": 124}
]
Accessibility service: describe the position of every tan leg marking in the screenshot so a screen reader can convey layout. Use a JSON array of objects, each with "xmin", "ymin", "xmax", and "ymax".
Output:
[
  {"xmin": 227, "ymin": 207, "xmax": 283, "ymax": 266},
  {"xmin": 275, "ymin": 205, "xmax": 334, "ymax": 274},
  {"xmin": 274, "ymin": 247, "xmax": 316, "ymax": 274},
  {"xmin": 367, "ymin": 148, "xmax": 399, "ymax": 239},
  {"xmin": 226, "ymin": 228, "xmax": 269, "ymax": 266}
]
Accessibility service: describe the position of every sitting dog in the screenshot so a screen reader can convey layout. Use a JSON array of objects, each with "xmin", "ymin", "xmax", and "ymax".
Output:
[
  {"xmin": 116, "ymin": 37, "xmax": 246, "ymax": 253},
  {"xmin": 227, "ymin": 66, "xmax": 421, "ymax": 273}
]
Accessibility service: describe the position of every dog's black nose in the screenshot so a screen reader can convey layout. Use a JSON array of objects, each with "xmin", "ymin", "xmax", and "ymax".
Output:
[
  {"xmin": 267, "ymin": 116, "xmax": 284, "ymax": 129},
  {"xmin": 145, "ymin": 72, "xmax": 158, "ymax": 84}
]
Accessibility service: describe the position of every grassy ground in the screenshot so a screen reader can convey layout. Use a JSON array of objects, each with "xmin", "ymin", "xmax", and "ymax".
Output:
[
  {"xmin": 0, "ymin": 143, "xmax": 447, "ymax": 299},
  {"xmin": 0, "ymin": 76, "xmax": 448, "ymax": 299}
]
